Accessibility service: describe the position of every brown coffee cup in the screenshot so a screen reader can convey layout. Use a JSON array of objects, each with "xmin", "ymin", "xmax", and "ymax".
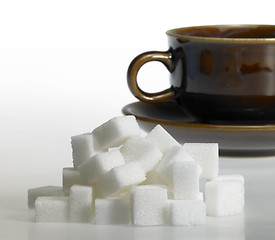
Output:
[{"xmin": 127, "ymin": 25, "xmax": 275, "ymax": 123}]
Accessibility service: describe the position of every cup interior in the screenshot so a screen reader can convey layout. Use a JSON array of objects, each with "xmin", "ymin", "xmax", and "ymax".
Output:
[{"xmin": 168, "ymin": 25, "xmax": 275, "ymax": 39}]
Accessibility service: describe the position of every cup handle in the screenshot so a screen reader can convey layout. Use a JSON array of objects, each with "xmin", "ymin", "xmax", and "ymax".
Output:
[{"xmin": 127, "ymin": 51, "xmax": 174, "ymax": 102}]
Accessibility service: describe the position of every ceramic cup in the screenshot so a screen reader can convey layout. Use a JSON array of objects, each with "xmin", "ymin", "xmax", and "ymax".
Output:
[{"xmin": 127, "ymin": 25, "xmax": 275, "ymax": 123}]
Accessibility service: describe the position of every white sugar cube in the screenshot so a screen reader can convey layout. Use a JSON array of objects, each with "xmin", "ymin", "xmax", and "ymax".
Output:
[
  {"xmin": 183, "ymin": 143, "xmax": 219, "ymax": 179},
  {"xmin": 213, "ymin": 174, "xmax": 244, "ymax": 182},
  {"xmin": 63, "ymin": 168, "xmax": 84, "ymax": 195},
  {"xmin": 95, "ymin": 198, "xmax": 130, "ymax": 225},
  {"xmin": 69, "ymin": 185, "xmax": 93, "ymax": 223},
  {"xmin": 71, "ymin": 133, "xmax": 96, "ymax": 168},
  {"xmin": 92, "ymin": 116, "xmax": 141, "ymax": 151},
  {"xmin": 78, "ymin": 150, "xmax": 125, "ymax": 184},
  {"xmin": 173, "ymin": 161, "xmax": 200, "ymax": 200},
  {"xmin": 96, "ymin": 161, "xmax": 146, "ymax": 198},
  {"xmin": 197, "ymin": 192, "xmax": 204, "ymax": 201},
  {"xmin": 205, "ymin": 179, "xmax": 244, "ymax": 217},
  {"xmin": 120, "ymin": 135, "xmax": 163, "ymax": 172},
  {"xmin": 173, "ymin": 160, "xmax": 201, "ymax": 200},
  {"xmin": 35, "ymin": 196, "xmax": 69, "ymax": 222},
  {"xmin": 146, "ymin": 124, "xmax": 180, "ymax": 154},
  {"xmin": 141, "ymin": 170, "xmax": 166, "ymax": 186},
  {"xmin": 130, "ymin": 185, "xmax": 168, "ymax": 226},
  {"xmin": 28, "ymin": 186, "xmax": 64, "ymax": 209},
  {"xmin": 156, "ymin": 145, "xmax": 195, "ymax": 187},
  {"xmin": 169, "ymin": 199, "xmax": 206, "ymax": 226},
  {"xmin": 115, "ymin": 190, "xmax": 131, "ymax": 200}
]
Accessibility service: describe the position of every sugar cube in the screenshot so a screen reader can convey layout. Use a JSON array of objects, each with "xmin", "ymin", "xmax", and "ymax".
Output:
[
  {"xmin": 173, "ymin": 160, "xmax": 201, "ymax": 200},
  {"xmin": 95, "ymin": 198, "xmax": 130, "ymax": 225},
  {"xmin": 63, "ymin": 167, "xmax": 84, "ymax": 195},
  {"xmin": 141, "ymin": 170, "xmax": 166, "ymax": 186},
  {"xmin": 130, "ymin": 185, "xmax": 168, "ymax": 226},
  {"xmin": 29, "ymin": 114, "xmax": 245, "ymax": 227},
  {"xmin": 92, "ymin": 116, "xmax": 141, "ymax": 151},
  {"xmin": 78, "ymin": 150, "xmax": 125, "ymax": 184},
  {"xmin": 69, "ymin": 185, "xmax": 93, "ymax": 223},
  {"xmin": 213, "ymin": 174, "xmax": 244, "ymax": 182},
  {"xmin": 28, "ymin": 186, "xmax": 64, "ymax": 209},
  {"xmin": 156, "ymin": 145, "xmax": 195, "ymax": 187},
  {"xmin": 71, "ymin": 133, "xmax": 96, "ymax": 168},
  {"xmin": 183, "ymin": 143, "xmax": 219, "ymax": 179},
  {"xmin": 197, "ymin": 192, "xmax": 204, "ymax": 201},
  {"xmin": 96, "ymin": 161, "xmax": 146, "ymax": 198},
  {"xmin": 120, "ymin": 135, "xmax": 163, "ymax": 172},
  {"xmin": 146, "ymin": 124, "xmax": 180, "ymax": 154},
  {"xmin": 169, "ymin": 199, "xmax": 206, "ymax": 226},
  {"xmin": 205, "ymin": 179, "xmax": 244, "ymax": 217},
  {"xmin": 35, "ymin": 196, "xmax": 69, "ymax": 222},
  {"xmin": 116, "ymin": 190, "xmax": 130, "ymax": 200}
]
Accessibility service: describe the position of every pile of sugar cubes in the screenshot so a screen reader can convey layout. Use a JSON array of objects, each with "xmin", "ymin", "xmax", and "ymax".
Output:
[{"xmin": 28, "ymin": 115, "xmax": 245, "ymax": 226}]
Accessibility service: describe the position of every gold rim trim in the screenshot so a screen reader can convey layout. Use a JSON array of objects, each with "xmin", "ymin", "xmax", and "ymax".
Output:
[
  {"xmin": 166, "ymin": 24, "xmax": 275, "ymax": 44},
  {"xmin": 122, "ymin": 103, "xmax": 275, "ymax": 132}
]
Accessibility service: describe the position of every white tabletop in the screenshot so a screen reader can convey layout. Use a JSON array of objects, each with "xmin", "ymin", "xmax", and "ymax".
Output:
[
  {"xmin": 1, "ymin": 153, "xmax": 275, "ymax": 240},
  {"xmin": 1, "ymin": 1, "xmax": 275, "ymax": 239}
]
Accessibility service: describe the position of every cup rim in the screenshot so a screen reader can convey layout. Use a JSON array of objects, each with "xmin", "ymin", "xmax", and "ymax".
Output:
[{"xmin": 166, "ymin": 24, "xmax": 275, "ymax": 43}]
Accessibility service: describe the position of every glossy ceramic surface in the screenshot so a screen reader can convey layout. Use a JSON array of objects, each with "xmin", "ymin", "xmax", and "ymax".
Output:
[
  {"xmin": 122, "ymin": 102, "xmax": 275, "ymax": 156},
  {"xmin": 127, "ymin": 25, "xmax": 275, "ymax": 123}
]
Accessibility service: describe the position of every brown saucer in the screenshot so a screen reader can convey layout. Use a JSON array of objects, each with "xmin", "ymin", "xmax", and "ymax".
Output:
[{"xmin": 122, "ymin": 102, "xmax": 275, "ymax": 156}]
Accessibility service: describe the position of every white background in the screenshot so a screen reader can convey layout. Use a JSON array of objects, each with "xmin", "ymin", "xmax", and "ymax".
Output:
[{"xmin": 1, "ymin": 1, "xmax": 275, "ymax": 239}]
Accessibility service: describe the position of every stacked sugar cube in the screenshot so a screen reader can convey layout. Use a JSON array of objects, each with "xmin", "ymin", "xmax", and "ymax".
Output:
[{"xmin": 28, "ymin": 115, "xmax": 245, "ymax": 225}]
